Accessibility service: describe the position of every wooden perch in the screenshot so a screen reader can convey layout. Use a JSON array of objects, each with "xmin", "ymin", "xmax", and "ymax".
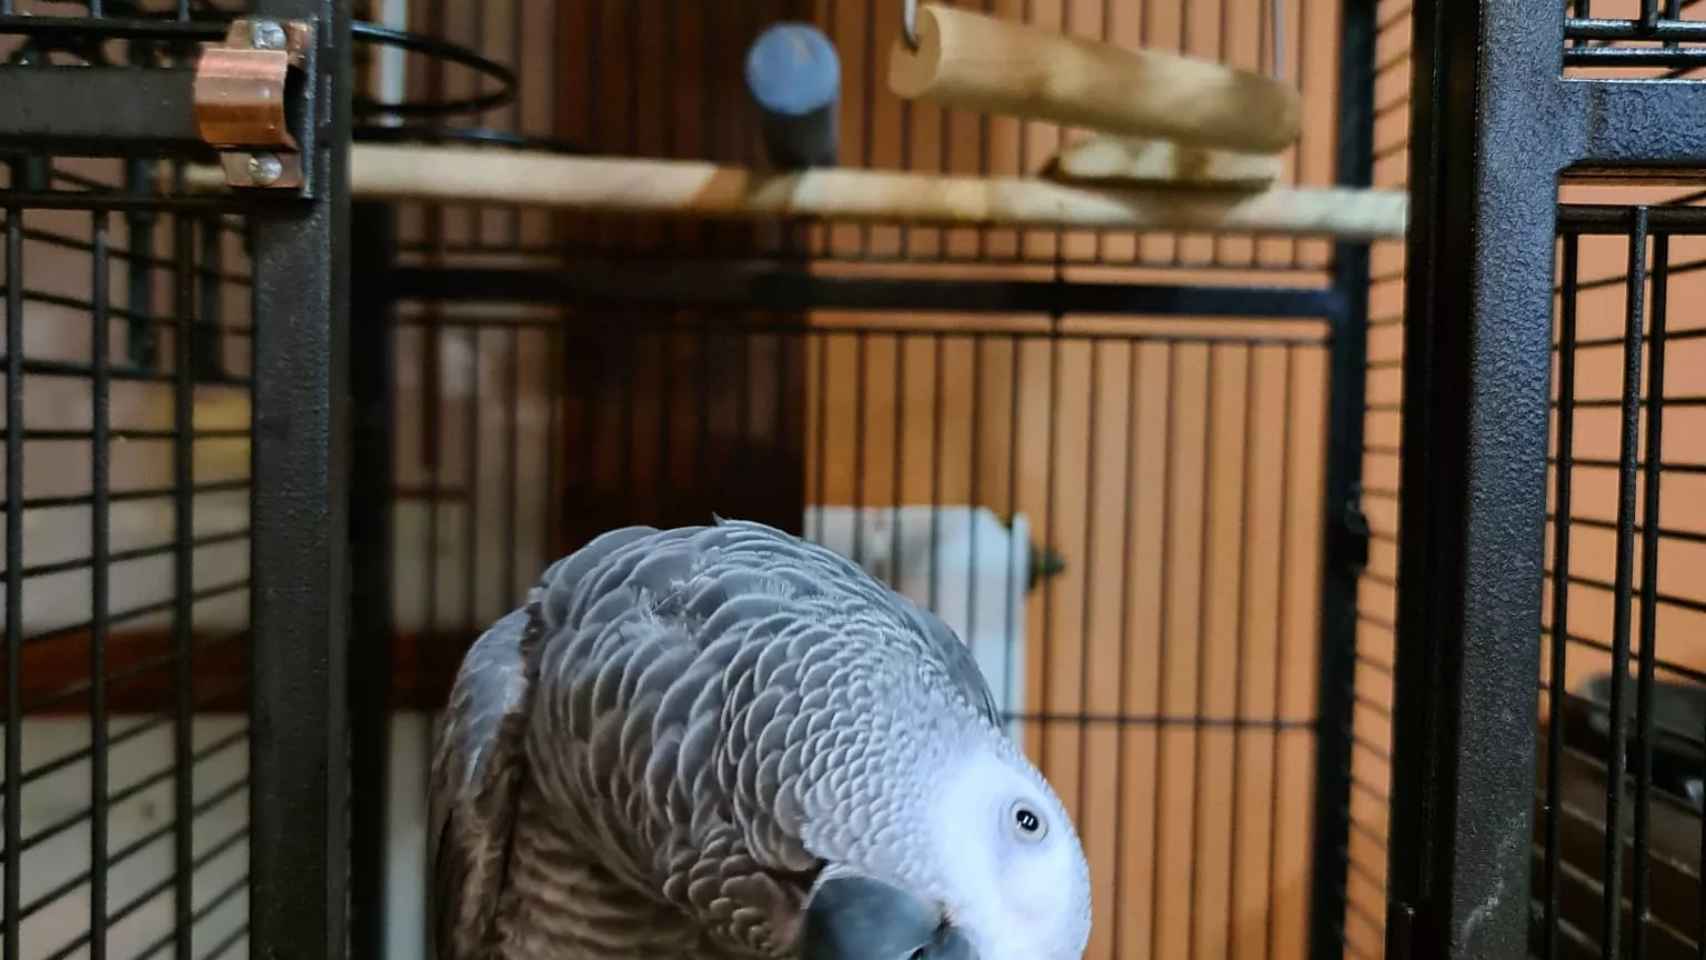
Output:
[
  {"xmin": 176, "ymin": 143, "xmax": 1407, "ymax": 239},
  {"xmin": 1042, "ymin": 134, "xmax": 1284, "ymax": 190},
  {"xmin": 888, "ymin": 3, "xmax": 1301, "ymax": 155}
]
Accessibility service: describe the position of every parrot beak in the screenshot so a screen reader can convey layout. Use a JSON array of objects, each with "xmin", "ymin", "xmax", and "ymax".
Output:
[{"xmin": 801, "ymin": 874, "xmax": 977, "ymax": 960}]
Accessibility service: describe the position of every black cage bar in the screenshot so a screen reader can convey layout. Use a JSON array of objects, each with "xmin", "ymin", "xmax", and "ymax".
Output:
[{"xmin": 245, "ymin": 1, "xmax": 353, "ymax": 957}]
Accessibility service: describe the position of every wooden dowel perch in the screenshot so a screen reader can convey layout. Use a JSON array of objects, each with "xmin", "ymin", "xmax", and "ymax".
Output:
[
  {"xmin": 178, "ymin": 143, "xmax": 1407, "ymax": 239},
  {"xmin": 888, "ymin": 3, "xmax": 1301, "ymax": 155},
  {"xmin": 1042, "ymin": 134, "xmax": 1284, "ymax": 190}
]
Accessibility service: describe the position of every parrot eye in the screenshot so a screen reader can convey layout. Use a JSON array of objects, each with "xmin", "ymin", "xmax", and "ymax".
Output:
[{"xmin": 1009, "ymin": 800, "xmax": 1047, "ymax": 841}]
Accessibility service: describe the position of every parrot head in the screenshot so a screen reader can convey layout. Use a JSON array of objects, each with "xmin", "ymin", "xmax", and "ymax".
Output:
[{"xmin": 800, "ymin": 726, "xmax": 1092, "ymax": 960}]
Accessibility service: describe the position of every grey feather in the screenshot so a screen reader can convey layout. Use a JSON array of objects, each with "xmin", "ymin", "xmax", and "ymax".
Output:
[
  {"xmin": 426, "ymin": 604, "xmax": 535, "ymax": 960},
  {"xmin": 428, "ymin": 525, "xmax": 662, "ymax": 960}
]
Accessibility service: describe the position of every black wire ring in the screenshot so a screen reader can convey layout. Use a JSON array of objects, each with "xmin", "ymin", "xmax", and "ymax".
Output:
[
  {"xmin": 3, "ymin": 1, "xmax": 519, "ymax": 121},
  {"xmin": 349, "ymin": 21, "xmax": 518, "ymax": 120}
]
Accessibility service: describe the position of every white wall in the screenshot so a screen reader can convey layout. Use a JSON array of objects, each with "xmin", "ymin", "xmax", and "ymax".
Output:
[{"xmin": 6, "ymin": 712, "xmax": 435, "ymax": 960}]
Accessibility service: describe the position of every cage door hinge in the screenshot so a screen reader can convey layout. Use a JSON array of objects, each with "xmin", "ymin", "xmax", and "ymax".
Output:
[{"xmin": 193, "ymin": 18, "xmax": 314, "ymax": 189}]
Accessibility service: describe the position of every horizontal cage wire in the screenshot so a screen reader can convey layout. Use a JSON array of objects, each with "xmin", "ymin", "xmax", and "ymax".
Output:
[
  {"xmin": 1563, "ymin": 0, "xmax": 1706, "ymax": 79},
  {"xmin": 3, "ymin": 3, "xmax": 259, "ymax": 959}
]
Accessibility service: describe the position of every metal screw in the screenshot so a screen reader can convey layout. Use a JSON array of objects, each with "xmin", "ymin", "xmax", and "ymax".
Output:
[
  {"xmin": 247, "ymin": 153, "xmax": 284, "ymax": 186},
  {"xmin": 252, "ymin": 19, "xmax": 287, "ymax": 50}
]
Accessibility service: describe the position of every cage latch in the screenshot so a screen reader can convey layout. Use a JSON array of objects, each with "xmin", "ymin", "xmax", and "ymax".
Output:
[
  {"xmin": 193, "ymin": 18, "xmax": 313, "ymax": 189},
  {"xmin": 1339, "ymin": 492, "xmax": 1370, "ymax": 574}
]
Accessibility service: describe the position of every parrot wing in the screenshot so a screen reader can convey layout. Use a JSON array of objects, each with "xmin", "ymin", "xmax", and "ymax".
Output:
[
  {"xmin": 427, "ymin": 603, "xmax": 534, "ymax": 960},
  {"xmin": 428, "ymin": 527, "xmax": 660, "ymax": 960},
  {"xmin": 903, "ymin": 598, "xmax": 1004, "ymax": 729}
]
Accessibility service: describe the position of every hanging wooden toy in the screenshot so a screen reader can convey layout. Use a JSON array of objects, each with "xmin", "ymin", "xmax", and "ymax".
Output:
[{"xmin": 887, "ymin": 0, "xmax": 1301, "ymax": 157}]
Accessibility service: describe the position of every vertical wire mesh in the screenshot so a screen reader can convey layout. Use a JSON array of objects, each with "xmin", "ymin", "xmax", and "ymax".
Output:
[
  {"xmin": 1, "ymin": 6, "xmax": 259, "ymax": 958},
  {"xmin": 6, "ymin": 159, "xmax": 24, "ymax": 960},
  {"xmin": 1341, "ymin": 0, "xmax": 1408, "ymax": 956},
  {"xmin": 1536, "ymin": 203, "xmax": 1706, "ymax": 959},
  {"xmin": 0, "ymin": 203, "xmax": 256, "ymax": 960}
]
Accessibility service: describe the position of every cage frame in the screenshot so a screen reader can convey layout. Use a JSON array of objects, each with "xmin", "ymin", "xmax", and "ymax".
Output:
[{"xmin": 1391, "ymin": 1, "xmax": 1706, "ymax": 958}]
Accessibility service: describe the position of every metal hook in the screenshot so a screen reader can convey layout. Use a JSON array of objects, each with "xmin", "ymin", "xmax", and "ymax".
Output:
[{"xmin": 902, "ymin": 0, "xmax": 920, "ymax": 50}]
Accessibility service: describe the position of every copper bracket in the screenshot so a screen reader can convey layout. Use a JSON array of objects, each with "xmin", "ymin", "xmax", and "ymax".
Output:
[{"xmin": 193, "ymin": 18, "xmax": 314, "ymax": 189}]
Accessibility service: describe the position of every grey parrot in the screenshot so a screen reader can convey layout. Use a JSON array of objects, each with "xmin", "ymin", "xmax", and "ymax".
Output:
[{"xmin": 427, "ymin": 518, "xmax": 1092, "ymax": 960}]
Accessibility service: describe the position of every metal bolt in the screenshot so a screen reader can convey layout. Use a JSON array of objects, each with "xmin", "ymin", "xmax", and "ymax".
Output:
[
  {"xmin": 247, "ymin": 153, "xmax": 284, "ymax": 186},
  {"xmin": 252, "ymin": 20, "xmax": 287, "ymax": 50}
]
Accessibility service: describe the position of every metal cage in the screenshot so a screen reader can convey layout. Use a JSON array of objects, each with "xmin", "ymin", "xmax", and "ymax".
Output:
[
  {"xmin": 4, "ymin": 1, "xmax": 1701, "ymax": 960},
  {"xmin": 0, "ymin": 2, "xmax": 351, "ymax": 959}
]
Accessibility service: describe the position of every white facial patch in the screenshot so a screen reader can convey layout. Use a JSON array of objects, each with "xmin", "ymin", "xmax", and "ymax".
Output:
[{"xmin": 919, "ymin": 740, "xmax": 1092, "ymax": 960}]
